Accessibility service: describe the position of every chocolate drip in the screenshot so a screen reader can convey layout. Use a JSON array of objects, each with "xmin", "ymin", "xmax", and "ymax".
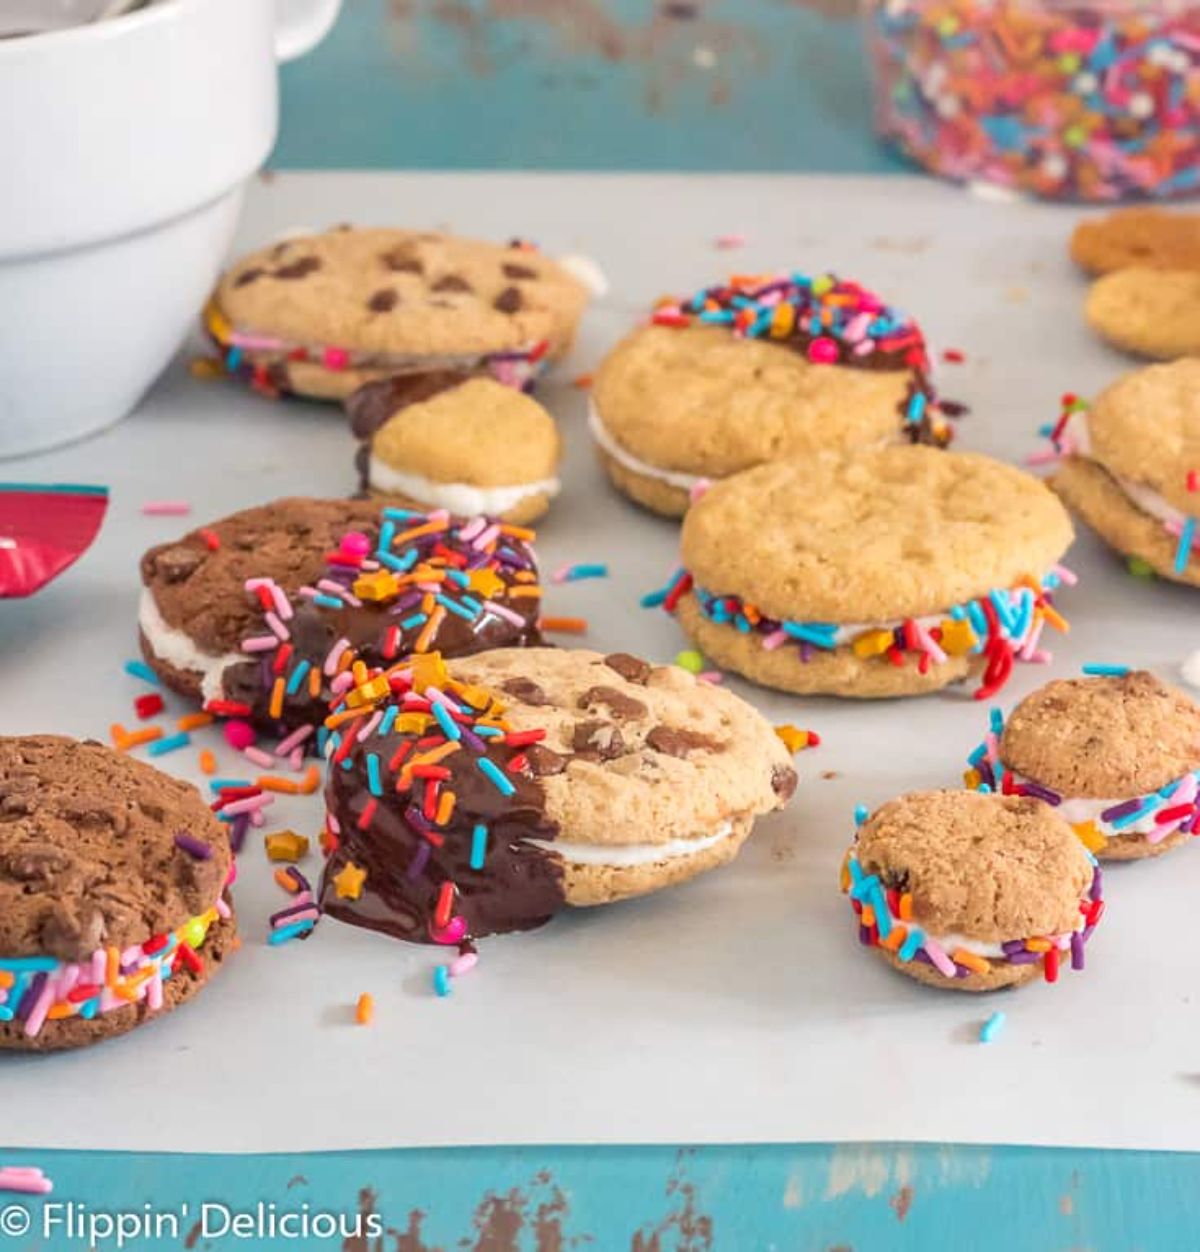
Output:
[{"xmin": 344, "ymin": 370, "xmax": 484, "ymax": 440}]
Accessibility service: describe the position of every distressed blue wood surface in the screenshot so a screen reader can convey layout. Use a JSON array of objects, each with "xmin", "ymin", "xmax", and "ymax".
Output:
[
  {"xmin": 276, "ymin": 0, "xmax": 902, "ymax": 173},
  {"xmin": 0, "ymin": 1141, "xmax": 1194, "ymax": 1249}
]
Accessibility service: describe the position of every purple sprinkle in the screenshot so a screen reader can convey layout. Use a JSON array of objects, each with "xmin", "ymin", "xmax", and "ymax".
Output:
[
  {"xmin": 1082, "ymin": 924, "xmax": 1095, "ymax": 943},
  {"xmin": 460, "ymin": 727, "xmax": 488, "ymax": 754},
  {"xmin": 406, "ymin": 840, "xmax": 432, "ymax": 882},
  {"xmin": 953, "ymin": 964, "xmax": 972, "ymax": 978},
  {"xmin": 1091, "ymin": 867, "xmax": 1103, "ymax": 900},
  {"xmin": 17, "ymin": 973, "xmax": 45, "ymax": 1019},
  {"xmin": 287, "ymin": 867, "xmax": 313, "ymax": 894},
  {"xmin": 1100, "ymin": 797, "xmax": 1142, "ymax": 822},
  {"xmin": 800, "ymin": 642, "xmax": 813, "ymax": 664},
  {"xmin": 389, "ymin": 590, "xmax": 424, "ymax": 614},
  {"xmin": 1018, "ymin": 781, "xmax": 1061, "ymax": 806},
  {"xmin": 979, "ymin": 762, "xmax": 996, "ymax": 789},
  {"xmin": 1070, "ymin": 931, "xmax": 1085, "ymax": 971},
  {"xmin": 405, "ymin": 805, "xmax": 434, "ymax": 835},
  {"xmin": 174, "ymin": 832, "xmax": 212, "ymax": 860},
  {"xmin": 1001, "ymin": 939, "xmax": 1027, "ymax": 956},
  {"xmin": 912, "ymin": 947, "xmax": 933, "ymax": 965},
  {"xmin": 1006, "ymin": 950, "xmax": 1042, "ymax": 965},
  {"xmin": 229, "ymin": 813, "xmax": 250, "ymax": 855}
]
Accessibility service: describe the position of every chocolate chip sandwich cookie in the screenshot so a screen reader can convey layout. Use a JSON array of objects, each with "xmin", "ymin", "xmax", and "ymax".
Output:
[
  {"xmin": 1048, "ymin": 361, "xmax": 1200, "ymax": 585},
  {"xmin": 669, "ymin": 445, "xmax": 1074, "ymax": 699},
  {"xmin": 843, "ymin": 791, "xmax": 1103, "ymax": 991},
  {"xmin": 347, "ymin": 372, "xmax": 562, "ymax": 524},
  {"xmin": 589, "ymin": 271, "xmax": 954, "ymax": 517},
  {"xmin": 318, "ymin": 647, "xmax": 796, "ymax": 944},
  {"xmin": 967, "ymin": 670, "xmax": 1200, "ymax": 861},
  {"xmin": 204, "ymin": 228, "xmax": 589, "ymax": 400},
  {"xmin": 139, "ymin": 498, "xmax": 543, "ymax": 734},
  {"xmin": 0, "ymin": 736, "xmax": 235, "ymax": 1050}
]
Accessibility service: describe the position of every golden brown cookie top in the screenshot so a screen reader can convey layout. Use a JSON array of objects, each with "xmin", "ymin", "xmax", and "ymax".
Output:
[
  {"xmin": 1085, "ymin": 358, "xmax": 1200, "ymax": 514},
  {"xmin": 591, "ymin": 324, "xmax": 914, "ymax": 478},
  {"xmin": 1084, "ymin": 268, "xmax": 1200, "ymax": 361},
  {"xmin": 0, "ymin": 737, "xmax": 231, "ymax": 961},
  {"xmin": 370, "ymin": 377, "xmax": 560, "ymax": 486},
  {"xmin": 214, "ymin": 227, "xmax": 588, "ymax": 356},
  {"xmin": 680, "ymin": 446, "xmax": 1073, "ymax": 622},
  {"xmin": 1071, "ymin": 208, "xmax": 1200, "ymax": 276},
  {"xmin": 854, "ymin": 790, "xmax": 1092, "ymax": 943},
  {"xmin": 447, "ymin": 647, "xmax": 795, "ymax": 847},
  {"xmin": 1001, "ymin": 671, "xmax": 1200, "ymax": 798}
]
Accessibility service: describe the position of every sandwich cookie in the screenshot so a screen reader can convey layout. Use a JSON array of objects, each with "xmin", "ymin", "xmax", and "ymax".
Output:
[
  {"xmin": 843, "ymin": 790, "xmax": 1103, "ymax": 992},
  {"xmin": 669, "ymin": 445, "xmax": 1074, "ymax": 699},
  {"xmin": 1047, "ymin": 361, "xmax": 1200, "ymax": 585},
  {"xmin": 0, "ymin": 736, "xmax": 235, "ymax": 1051},
  {"xmin": 1085, "ymin": 268, "xmax": 1200, "ymax": 359},
  {"xmin": 589, "ymin": 271, "xmax": 955, "ymax": 517},
  {"xmin": 347, "ymin": 372, "xmax": 562, "ymax": 525},
  {"xmin": 967, "ymin": 670, "xmax": 1200, "ymax": 861},
  {"xmin": 139, "ymin": 498, "xmax": 543, "ymax": 734},
  {"xmin": 204, "ymin": 227, "xmax": 589, "ymax": 401},
  {"xmin": 1071, "ymin": 207, "xmax": 1200, "ymax": 276},
  {"xmin": 318, "ymin": 647, "xmax": 796, "ymax": 944}
]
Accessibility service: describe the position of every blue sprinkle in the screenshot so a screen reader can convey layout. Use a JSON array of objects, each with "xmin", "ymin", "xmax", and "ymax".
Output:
[
  {"xmin": 436, "ymin": 594, "xmax": 477, "ymax": 622},
  {"xmin": 968, "ymin": 743, "xmax": 988, "ymax": 767},
  {"xmin": 378, "ymin": 520, "xmax": 396, "ymax": 551},
  {"xmin": 148, "ymin": 731, "xmax": 190, "ymax": 757},
  {"xmin": 433, "ymin": 966, "xmax": 451, "ymax": 997},
  {"xmin": 432, "ymin": 701, "xmax": 462, "ymax": 741},
  {"xmin": 849, "ymin": 872, "xmax": 880, "ymax": 902},
  {"xmin": 226, "ymin": 347, "xmax": 244, "ymax": 370},
  {"xmin": 0, "ymin": 1006, "xmax": 11, "ymax": 1022},
  {"xmin": 564, "ymin": 563, "xmax": 609, "ymax": 582},
  {"xmin": 989, "ymin": 707, "xmax": 1004, "ymax": 734},
  {"xmin": 854, "ymin": 804, "xmax": 869, "ymax": 826},
  {"xmin": 269, "ymin": 919, "xmax": 316, "ymax": 946},
  {"xmin": 906, "ymin": 391, "xmax": 927, "ymax": 424},
  {"xmin": 317, "ymin": 727, "xmax": 331, "ymax": 757},
  {"xmin": 210, "ymin": 778, "xmax": 252, "ymax": 792},
  {"xmin": 470, "ymin": 823, "xmax": 488, "ymax": 870},
  {"xmin": 312, "ymin": 593, "xmax": 343, "ymax": 610},
  {"xmin": 400, "ymin": 613, "xmax": 428, "ymax": 630},
  {"xmin": 1082, "ymin": 663, "xmax": 1130, "ymax": 677},
  {"xmin": 382, "ymin": 507, "xmax": 424, "ymax": 521},
  {"xmin": 366, "ymin": 753, "xmax": 383, "ymax": 797},
  {"xmin": 477, "ymin": 757, "xmax": 516, "ymax": 796},
  {"xmin": 871, "ymin": 884, "xmax": 893, "ymax": 941},
  {"xmin": 978, "ymin": 783, "xmax": 993, "ymax": 794},
  {"xmin": 1175, "ymin": 517, "xmax": 1196, "ymax": 575},
  {"xmin": 474, "ymin": 726, "xmax": 504, "ymax": 738},
  {"xmin": 0, "ymin": 956, "xmax": 59, "ymax": 973},
  {"xmin": 285, "ymin": 659, "xmax": 312, "ymax": 696},
  {"xmin": 640, "ymin": 589, "xmax": 667, "ymax": 609},
  {"xmin": 898, "ymin": 928, "xmax": 924, "ymax": 963},
  {"xmin": 79, "ymin": 997, "xmax": 100, "ymax": 1020},
  {"xmin": 379, "ymin": 706, "xmax": 400, "ymax": 737},
  {"xmin": 979, "ymin": 1011, "xmax": 1006, "ymax": 1044},
  {"xmin": 124, "ymin": 659, "xmax": 160, "ymax": 685}
]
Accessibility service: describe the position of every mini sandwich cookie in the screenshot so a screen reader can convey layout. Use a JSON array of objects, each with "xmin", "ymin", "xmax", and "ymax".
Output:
[
  {"xmin": 346, "ymin": 372, "xmax": 561, "ymax": 524},
  {"xmin": 1071, "ymin": 208, "xmax": 1200, "ymax": 277},
  {"xmin": 669, "ymin": 446, "xmax": 1075, "ymax": 700},
  {"xmin": 0, "ymin": 736, "xmax": 235, "ymax": 1050},
  {"xmin": 204, "ymin": 227, "xmax": 589, "ymax": 400},
  {"xmin": 139, "ymin": 498, "xmax": 542, "ymax": 734},
  {"xmin": 843, "ymin": 791, "xmax": 1103, "ymax": 992},
  {"xmin": 968, "ymin": 671, "xmax": 1200, "ymax": 862},
  {"xmin": 589, "ymin": 272, "xmax": 955, "ymax": 517},
  {"xmin": 1047, "ymin": 361, "xmax": 1200, "ymax": 585},
  {"xmin": 318, "ymin": 647, "xmax": 795, "ymax": 944},
  {"xmin": 1085, "ymin": 268, "xmax": 1200, "ymax": 360}
]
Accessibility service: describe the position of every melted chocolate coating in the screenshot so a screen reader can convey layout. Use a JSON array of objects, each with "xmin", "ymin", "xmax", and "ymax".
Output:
[
  {"xmin": 321, "ymin": 726, "xmax": 562, "ymax": 943},
  {"xmin": 344, "ymin": 370, "xmax": 484, "ymax": 441}
]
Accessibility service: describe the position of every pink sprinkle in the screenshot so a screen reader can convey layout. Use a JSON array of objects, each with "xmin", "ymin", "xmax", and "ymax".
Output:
[
  {"xmin": 449, "ymin": 952, "xmax": 479, "ymax": 978},
  {"xmin": 242, "ymin": 745, "xmax": 275, "ymax": 769},
  {"xmin": 689, "ymin": 478, "xmax": 712, "ymax": 505},
  {"xmin": 269, "ymin": 582, "xmax": 293, "ymax": 621},
  {"xmin": 265, "ymin": 611, "xmax": 290, "ymax": 641},
  {"xmin": 330, "ymin": 671, "xmax": 355, "ymax": 695},
  {"xmin": 697, "ymin": 671, "xmax": 724, "ymax": 684},
  {"xmin": 241, "ymin": 635, "xmax": 277, "ymax": 653},
  {"xmin": 715, "ymin": 232, "xmax": 746, "ymax": 250},
  {"xmin": 222, "ymin": 794, "xmax": 273, "ymax": 818},
  {"xmin": 275, "ymin": 723, "xmax": 314, "ymax": 756},
  {"xmin": 922, "ymin": 938, "xmax": 957, "ymax": 979},
  {"xmin": 289, "ymin": 748, "xmax": 305, "ymax": 772},
  {"xmin": 1051, "ymin": 564, "xmax": 1078, "ymax": 586},
  {"xmin": 340, "ymin": 531, "xmax": 371, "ymax": 558},
  {"xmin": 324, "ymin": 638, "xmax": 351, "ymax": 676},
  {"xmin": 459, "ymin": 517, "xmax": 486, "ymax": 541},
  {"xmin": 808, "ymin": 337, "xmax": 839, "ymax": 365},
  {"xmin": 224, "ymin": 720, "xmax": 257, "ymax": 750},
  {"xmin": 141, "ymin": 501, "xmax": 191, "ymax": 517},
  {"xmin": 324, "ymin": 347, "xmax": 350, "ymax": 370},
  {"xmin": 483, "ymin": 600, "xmax": 524, "ymax": 627},
  {"xmin": 474, "ymin": 523, "xmax": 501, "ymax": 551},
  {"xmin": 761, "ymin": 629, "xmax": 788, "ymax": 651},
  {"xmin": 429, "ymin": 916, "xmax": 468, "ymax": 946}
]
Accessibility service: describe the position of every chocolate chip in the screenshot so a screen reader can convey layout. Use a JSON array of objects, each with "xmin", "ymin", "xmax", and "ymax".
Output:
[
  {"xmin": 645, "ymin": 726, "xmax": 721, "ymax": 758},
  {"xmin": 578, "ymin": 685, "xmax": 647, "ymax": 721},
  {"xmin": 603, "ymin": 653, "xmax": 651, "ymax": 685},
  {"xmin": 234, "ymin": 267, "xmax": 264, "ymax": 288},
  {"xmin": 501, "ymin": 677, "xmax": 550, "ymax": 706},
  {"xmin": 382, "ymin": 250, "xmax": 423, "ymax": 274},
  {"xmin": 150, "ymin": 544, "xmax": 205, "ymax": 583},
  {"xmin": 39, "ymin": 900, "xmax": 105, "ymax": 963},
  {"xmin": 494, "ymin": 286, "xmax": 523, "ymax": 313},
  {"xmin": 367, "ymin": 288, "xmax": 398, "ymax": 313},
  {"xmin": 433, "ymin": 274, "xmax": 474, "ymax": 293},
  {"xmin": 771, "ymin": 765, "xmax": 798, "ymax": 802},
  {"xmin": 502, "ymin": 262, "xmax": 538, "ymax": 280},
  {"xmin": 526, "ymin": 744, "xmax": 567, "ymax": 777},
  {"xmin": 571, "ymin": 721, "xmax": 625, "ymax": 760},
  {"xmin": 273, "ymin": 256, "xmax": 321, "ymax": 280}
]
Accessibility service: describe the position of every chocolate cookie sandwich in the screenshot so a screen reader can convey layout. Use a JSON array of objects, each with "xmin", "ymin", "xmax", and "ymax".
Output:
[
  {"xmin": 668, "ymin": 445, "xmax": 1075, "ymax": 699},
  {"xmin": 139, "ymin": 498, "xmax": 543, "ymax": 734},
  {"xmin": 1046, "ymin": 362, "xmax": 1200, "ymax": 585},
  {"xmin": 589, "ymin": 271, "xmax": 956, "ymax": 517},
  {"xmin": 967, "ymin": 669, "xmax": 1200, "ymax": 861},
  {"xmin": 204, "ymin": 227, "xmax": 589, "ymax": 401},
  {"xmin": 347, "ymin": 372, "xmax": 562, "ymax": 524},
  {"xmin": 843, "ymin": 790, "xmax": 1103, "ymax": 992},
  {"xmin": 318, "ymin": 647, "xmax": 795, "ymax": 946},
  {"xmin": 0, "ymin": 736, "xmax": 236, "ymax": 1051}
]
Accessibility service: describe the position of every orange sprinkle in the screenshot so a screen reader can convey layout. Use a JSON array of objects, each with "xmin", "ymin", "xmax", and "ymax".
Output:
[
  {"xmin": 861, "ymin": 904, "xmax": 876, "ymax": 929},
  {"xmin": 951, "ymin": 948, "xmax": 991, "ymax": 975},
  {"xmin": 296, "ymin": 765, "xmax": 321, "ymax": 795},
  {"xmin": 435, "ymin": 790, "xmax": 457, "ymax": 825},
  {"xmin": 394, "ymin": 520, "xmax": 447, "ymax": 545},
  {"xmin": 110, "ymin": 722, "xmax": 129, "ymax": 745},
  {"xmin": 309, "ymin": 666, "xmax": 323, "ymax": 698},
  {"xmin": 1040, "ymin": 604, "xmax": 1070, "ymax": 634},
  {"xmin": 177, "ymin": 711, "xmax": 214, "ymax": 732},
  {"xmin": 880, "ymin": 925, "xmax": 907, "ymax": 952},
  {"xmin": 274, "ymin": 868, "xmax": 302, "ymax": 893},
  {"xmin": 269, "ymin": 677, "xmax": 285, "ymax": 720},
  {"xmin": 199, "ymin": 749, "xmax": 217, "ymax": 775},
  {"xmin": 572, "ymin": 373, "xmax": 594, "ymax": 389},
  {"xmin": 500, "ymin": 524, "xmax": 537, "ymax": 541},
  {"xmin": 257, "ymin": 774, "xmax": 301, "ymax": 795},
  {"xmin": 105, "ymin": 947, "xmax": 120, "ymax": 987},
  {"xmin": 898, "ymin": 893, "xmax": 914, "ymax": 921},
  {"xmin": 355, "ymin": 993, "xmax": 375, "ymax": 1026},
  {"xmin": 0, "ymin": 971, "xmax": 13, "ymax": 990},
  {"xmin": 411, "ymin": 741, "xmax": 461, "ymax": 769},
  {"xmin": 115, "ymin": 726, "xmax": 164, "ymax": 752},
  {"xmin": 413, "ymin": 605, "xmax": 447, "ymax": 653},
  {"xmin": 47, "ymin": 1004, "xmax": 74, "ymax": 1020},
  {"xmin": 325, "ymin": 706, "xmax": 368, "ymax": 730},
  {"xmin": 1023, "ymin": 937, "xmax": 1052, "ymax": 953},
  {"xmin": 538, "ymin": 616, "xmax": 588, "ymax": 634}
]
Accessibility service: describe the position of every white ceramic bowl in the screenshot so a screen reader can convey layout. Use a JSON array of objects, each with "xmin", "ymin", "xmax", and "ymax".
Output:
[{"xmin": 0, "ymin": 0, "xmax": 341, "ymax": 458}]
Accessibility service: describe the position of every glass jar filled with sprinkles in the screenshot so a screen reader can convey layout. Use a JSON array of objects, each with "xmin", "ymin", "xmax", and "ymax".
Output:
[{"xmin": 862, "ymin": 0, "xmax": 1200, "ymax": 200}]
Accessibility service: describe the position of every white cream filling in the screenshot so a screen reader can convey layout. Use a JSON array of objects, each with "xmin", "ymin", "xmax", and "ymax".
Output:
[
  {"xmin": 917, "ymin": 929, "xmax": 1007, "ymax": 960},
  {"xmin": 525, "ymin": 821, "xmax": 732, "ymax": 868},
  {"xmin": 368, "ymin": 456, "xmax": 560, "ymax": 517},
  {"xmin": 1009, "ymin": 771, "xmax": 1199, "ymax": 841},
  {"xmin": 587, "ymin": 400, "xmax": 706, "ymax": 492},
  {"xmin": 137, "ymin": 588, "xmax": 240, "ymax": 704}
]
